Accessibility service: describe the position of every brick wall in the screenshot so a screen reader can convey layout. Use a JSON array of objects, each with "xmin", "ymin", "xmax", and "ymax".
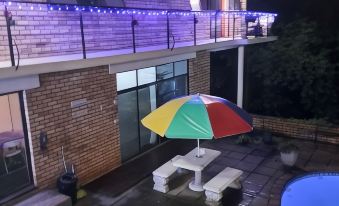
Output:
[
  {"xmin": 0, "ymin": 2, "xmax": 83, "ymax": 61},
  {"xmin": 25, "ymin": 66, "xmax": 121, "ymax": 188},
  {"xmin": 0, "ymin": 2, "xmax": 10, "ymax": 62},
  {"xmin": 0, "ymin": 2, "xmax": 210, "ymax": 62},
  {"xmin": 188, "ymin": 50, "xmax": 210, "ymax": 94},
  {"xmin": 196, "ymin": 14, "xmax": 212, "ymax": 41},
  {"xmin": 13, "ymin": 0, "xmax": 47, "ymax": 2},
  {"xmin": 10, "ymin": 0, "xmax": 191, "ymax": 9},
  {"xmin": 83, "ymin": 12, "xmax": 132, "ymax": 53},
  {"xmin": 124, "ymin": 0, "xmax": 191, "ymax": 10},
  {"xmin": 168, "ymin": 0, "xmax": 192, "ymax": 10},
  {"xmin": 253, "ymin": 114, "xmax": 339, "ymax": 144},
  {"xmin": 221, "ymin": 14, "xmax": 245, "ymax": 38}
]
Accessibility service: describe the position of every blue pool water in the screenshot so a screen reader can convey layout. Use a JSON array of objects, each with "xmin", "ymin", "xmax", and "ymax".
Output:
[{"xmin": 281, "ymin": 173, "xmax": 339, "ymax": 206}]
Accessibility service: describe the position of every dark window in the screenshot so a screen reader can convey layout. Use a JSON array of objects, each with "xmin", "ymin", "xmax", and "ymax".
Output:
[{"xmin": 156, "ymin": 63, "xmax": 174, "ymax": 80}]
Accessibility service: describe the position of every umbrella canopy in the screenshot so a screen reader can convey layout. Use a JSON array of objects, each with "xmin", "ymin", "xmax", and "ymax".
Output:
[{"xmin": 141, "ymin": 94, "xmax": 253, "ymax": 140}]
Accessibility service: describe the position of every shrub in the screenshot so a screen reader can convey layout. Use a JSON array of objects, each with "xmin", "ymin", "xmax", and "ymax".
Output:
[{"xmin": 236, "ymin": 134, "xmax": 252, "ymax": 145}]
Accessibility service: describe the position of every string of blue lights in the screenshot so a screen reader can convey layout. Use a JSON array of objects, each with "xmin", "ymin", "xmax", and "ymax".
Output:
[{"xmin": 3, "ymin": 1, "xmax": 277, "ymax": 17}]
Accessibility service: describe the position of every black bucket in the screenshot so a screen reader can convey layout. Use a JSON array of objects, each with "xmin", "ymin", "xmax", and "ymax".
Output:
[{"xmin": 57, "ymin": 173, "xmax": 78, "ymax": 205}]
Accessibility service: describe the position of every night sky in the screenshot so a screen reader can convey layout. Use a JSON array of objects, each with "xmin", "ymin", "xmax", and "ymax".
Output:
[{"xmin": 248, "ymin": 0, "xmax": 339, "ymax": 29}]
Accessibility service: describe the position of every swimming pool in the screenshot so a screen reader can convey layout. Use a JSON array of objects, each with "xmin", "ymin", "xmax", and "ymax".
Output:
[{"xmin": 281, "ymin": 173, "xmax": 339, "ymax": 206}]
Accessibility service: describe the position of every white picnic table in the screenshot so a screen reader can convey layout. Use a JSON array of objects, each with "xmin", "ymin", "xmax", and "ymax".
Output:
[{"xmin": 172, "ymin": 147, "xmax": 221, "ymax": 191}]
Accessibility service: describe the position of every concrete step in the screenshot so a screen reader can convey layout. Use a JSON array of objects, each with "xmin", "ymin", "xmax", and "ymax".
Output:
[{"xmin": 14, "ymin": 190, "xmax": 71, "ymax": 206}]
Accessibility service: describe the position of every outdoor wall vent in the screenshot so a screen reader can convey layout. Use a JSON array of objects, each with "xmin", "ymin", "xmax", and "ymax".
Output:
[{"xmin": 39, "ymin": 131, "xmax": 48, "ymax": 150}]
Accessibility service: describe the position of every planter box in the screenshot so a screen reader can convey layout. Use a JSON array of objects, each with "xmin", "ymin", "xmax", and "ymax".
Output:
[{"xmin": 280, "ymin": 151, "xmax": 298, "ymax": 167}]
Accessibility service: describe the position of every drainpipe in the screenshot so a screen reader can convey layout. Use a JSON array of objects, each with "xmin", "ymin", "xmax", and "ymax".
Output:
[{"xmin": 237, "ymin": 46, "xmax": 244, "ymax": 108}]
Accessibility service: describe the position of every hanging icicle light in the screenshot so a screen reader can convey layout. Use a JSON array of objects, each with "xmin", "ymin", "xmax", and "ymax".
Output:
[{"xmin": 5, "ymin": 2, "xmax": 277, "ymax": 18}]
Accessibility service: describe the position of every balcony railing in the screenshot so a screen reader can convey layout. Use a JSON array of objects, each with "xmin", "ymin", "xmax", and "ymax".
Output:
[{"xmin": 0, "ymin": 1, "xmax": 277, "ymax": 68}]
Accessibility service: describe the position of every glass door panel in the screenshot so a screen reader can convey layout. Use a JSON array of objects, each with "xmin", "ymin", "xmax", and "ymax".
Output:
[
  {"xmin": 117, "ymin": 91, "xmax": 139, "ymax": 162},
  {"xmin": 157, "ymin": 79, "xmax": 176, "ymax": 107},
  {"xmin": 138, "ymin": 85, "xmax": 157, "ymax": 152},
  {"xmin": 174, "ymin": 76, "xmax": 188, "ymax": 97},
  {"xmin": 157, "ymin": 76, "xmax": 188, "ymax": 107},
  {"xmin": 0, "ymin": 93, "xmax": 32, "ymax": 200}
]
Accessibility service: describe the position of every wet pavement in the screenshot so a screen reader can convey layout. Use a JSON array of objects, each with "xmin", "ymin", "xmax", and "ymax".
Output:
[{"xmin": 77, "ymin": 135, "xmax": 339, "ymax": 206}]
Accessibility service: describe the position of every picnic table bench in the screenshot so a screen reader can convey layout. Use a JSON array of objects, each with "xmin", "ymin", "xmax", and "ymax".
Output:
[
  {"xmin": 152, "ymin": 155, "xmax": 182, "ymax": 193},
  {"xmin": 203, "ymin": 167, "xmax": 243, "ymax": 204}
]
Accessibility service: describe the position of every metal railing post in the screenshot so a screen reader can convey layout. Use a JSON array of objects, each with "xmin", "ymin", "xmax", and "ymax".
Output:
[
  {"xmin": 193, "ymin": 13, "xmax": 197, "ymax": 46},
  {"xmin": 266, "ymin": 15, "xmax": 269, "ymax": 36},
  {"xmin": 227, "ymin": 12, "xmax": 230, "ymax": 37},
  {"xmin": 4, "ymin": 6, "xmax": 15, "ymax": 66},
  {"xmin": 131, "ymin": 14, "xmax": 136, "ymax": 53},
  {"xmin": 214, "ymin": 11, "xmax": 218, "ymax": 43},
  {"xmin": 80, "ymin": 13, "xmax": 86, "ymax": 59},
  {"xmin": 209, "ymin": 12, "xmax": 212, "ymax": 39},
  {"xmin": 232, "ymin": 14, "xmax": 235, "ymax": 40},
  {"xmin": 167, "ymin": 12, "xmax": 170, "ymax": 49}
]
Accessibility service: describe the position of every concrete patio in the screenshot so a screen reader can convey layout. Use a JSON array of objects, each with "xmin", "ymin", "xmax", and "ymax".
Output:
[{"xmin": 77, "ymin": 134, "xmax": 339, "ymax": 206}]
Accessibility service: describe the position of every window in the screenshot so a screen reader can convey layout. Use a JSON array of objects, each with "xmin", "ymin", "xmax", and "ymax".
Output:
[
  {"xmin": 116, "ymin": 70, "xmax": 137, "ymax": 91},
  {"xmin": 117, "ymin": 60, "xmax": 188, "ymax": 161},
  {"xmin": 0, "ymin": 92, "xmax": 32, "ymax": 201},
  {"xmin": 174, "ymin": 61, "xmax": 188, "ymax": 76},
  {"xmin": 137, "ymin": 67, "xmax": 156, "ymax": 86},
  {"xmin": 156, "ymin": 63, "xmax": 174, "ymax": 80}
]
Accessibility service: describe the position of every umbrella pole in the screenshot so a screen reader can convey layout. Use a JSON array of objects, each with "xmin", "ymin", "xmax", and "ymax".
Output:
[{"xmin": 197, "ymin": 139, "xmax": 200, "ymax": 157}]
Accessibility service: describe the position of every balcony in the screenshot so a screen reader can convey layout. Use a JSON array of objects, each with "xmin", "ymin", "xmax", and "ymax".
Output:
[{"xmin": 0, "ymin": 1, "xmax": 277, "ymax": 72}]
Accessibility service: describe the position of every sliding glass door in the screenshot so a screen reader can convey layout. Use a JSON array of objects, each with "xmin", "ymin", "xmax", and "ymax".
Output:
[
  {"xmin": 0, "ymin": 92, "xmax": 32, "ymax": 201},
  {"xmin": 117, "ymin": 60, "xmax": 188, "ymax": 162},
  {"xmin": 138, "ymin": 85, "xmax": 157, "ymax": 152}
]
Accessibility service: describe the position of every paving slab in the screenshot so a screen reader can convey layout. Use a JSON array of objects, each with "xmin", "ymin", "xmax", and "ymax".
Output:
[
  {"xmin": 235, "ymin": 161, "xmax": 258, "ymax": 172},
  {"xmin": 244, "ymin": 173, "xmax": 270, "ymax": 187},
  {"xmin": 254, "ymin": 166, "xmax": 277, "ymax": 176},
  {"xmin": 251, "ymin": 196, "xmax": 269, "ymax": 206},
  {"xmin": 243, "ymin": 155, "xmax": 265, "ymax": 165}
]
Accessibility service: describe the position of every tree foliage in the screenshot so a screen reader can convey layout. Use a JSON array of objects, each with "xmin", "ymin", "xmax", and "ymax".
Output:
[{"xmin": 245, "ymin": 18, "xmax": 339, "ymax": 122}]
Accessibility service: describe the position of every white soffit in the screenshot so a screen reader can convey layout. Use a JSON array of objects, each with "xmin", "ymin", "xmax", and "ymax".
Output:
[
  {"xmin": 208, "ymin": 45, "xmax": 239, "ymax": 52},
  {"xmin": 108, "ymin": 52, "xmax": 196, "ymax": 74},
  {"xmin": 0, "ymin": 75, "xmax": 40, "ymax": 94}
]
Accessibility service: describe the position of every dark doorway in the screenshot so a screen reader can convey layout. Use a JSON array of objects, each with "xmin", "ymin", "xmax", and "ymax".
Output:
[{"xmin": 210, "ymin": 48, "xmax": 238, "ymax": 104}]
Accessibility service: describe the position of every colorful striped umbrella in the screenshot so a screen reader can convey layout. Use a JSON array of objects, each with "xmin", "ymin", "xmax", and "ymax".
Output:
[{"xmin": 141, "ymin": 94, "xmax": 253, "ymax": 156}]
